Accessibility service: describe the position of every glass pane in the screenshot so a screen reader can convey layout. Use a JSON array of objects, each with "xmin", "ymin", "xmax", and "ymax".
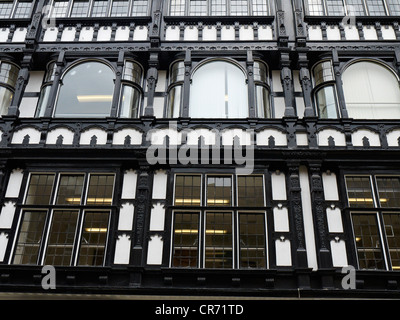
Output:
[
  {"xmin": 382, "ymin": 213, "xmax": 400, "ymax": 270},
  {"xmin": 44, "ymin": 210, "xmax": 79, "ymax": 266},
  {"xmin": 13, "ymin": 211, "xmax": 47, "ymax": 265},
  {"xmin": 170, "ymin": 61, "xmax": 185, "ymax": 84},
  {"xmin": 172, "ymin": 212, "xmax": 199, "ymax": 267},
  {"xmin": 25, "ymin": 174, "xmax": 55, "ymax": 205},
  {"xmin": 316, "ymin": 86, "xmax": 338, "ymax": 119},
  {"xmin": 190, "ymin": 61, "xmax": 249, "ymax": 118},
  {"xmin": 211, "ymin": 0, "xmax": 226, "ymax": 15},
  {"xmin": 119, "ymin": 85, "xmax": 140, "ymax": 118},
  {"xmin": 252, "ymin": 0, "xmax": 268, "ymax": 15},
  {"xmin": 0, "ymin": 87, "xmax": 13, "ymax": 116},
  {"xmin": 86, "ymin": 174, "xmax": 115, "ymax": 205},
  {"xmin": 207, "ymin": 176, "xmax": 232, "ymax": 206},
  {"xmin": 239, "ymin": 213, "xmax": 266, "ymax": 268},
  {"xmin": 167, "ymin": 85, "xmax": 182, "ymax": 118},
  {"xmin": 170, "ymin": 0, "xmax": 186, "ymax": 15},
  {"xmin": 307, "ymin": 0, "xmax": 324, "ymax": 15},
  {"xmin": 253, "ymin": 61, "xmax": 268, "ymax": 83},
  {"xmin": 110, "ymin": 0, "xmax": 129, "ymax": 16},
  {"xmin": 174, "ymin": 174, "xmax": 201, "ymax": 206},
  {"xmin": 132, "ymin": 0, "xmax": 148, "ymax": 16},
  {"xmin": 313, "ymin": 61, "xmax": 334, "ymax": 86},
  {"xmin": 189, "ymin": 0, "xmax": 207, "ymax": 15},
  {"xmin": 346, "ymin": 176, "xmax": 375, "ymax": 208},
  {"xmin": 91, "ymin": 0, "xmax": 109, "ymax": 16},
  {"xmin": 14, "ymin": 1, "xmax": 33, "ymax": 18},
  {"xmin": 376, "ymin": 177, "xmax": 400, "ymax": 207},
  {"xmin": 387, "ymin": 0, "xmax": 400, "ymax": 15},
  {"xmin": 231, "ymin": 0, "xmax": 249, "ymax": 15},
  {"xmin": 52, "ymin": 0, "xmax": 69, "ymax": 17},
  {"xmin": 123, "ymin": 61, "xmax": 142, "ymax": 84},
  {"xmin": 70, "ymin": 0, "xmax": 90, "ymax": 17},
  {"xmin": 255, "ymin": 85, "xmax": 270, "ymax": 118},
  {"xmin": 56, "ymin": 174, "xmax": 85, "ymax": 205},
  {"xmin": 351, "ymin": 213, "xmax": 385, "ymax": 269},
  {"xmin": 205, "ymin": 212, "xmax": 233, "ymax": 268},
  {"xmin": 366, "ymin": 0, "xmax": 387, "ymax": 15},
  {"xmin": 346, "ymin": 0, "xmax": 366, "ymax": 15},
  {"xmin": 0, "ymin": 62, "xmax": 19, "ymax": 87},
  {"xmin": 237, "ymin": 175, "xmax": 264, "ymax": 207},
  {"xmin": 55, "ymin": 62, "xmax": 115, "ymax": 118},
  {"xmin": 78, "ymin": 211, "xmax": 110, "ymax": 266},
  {"xmin": 326, "ymin": 0, "xmax": 345, "ymax": 15},
  {"xmin": 0, "ymin": 1, "xmax": 13, "ymax": 18},
  {"xmin": 35, "ymin": 85, "xmax": 51, "ymax": 118}
]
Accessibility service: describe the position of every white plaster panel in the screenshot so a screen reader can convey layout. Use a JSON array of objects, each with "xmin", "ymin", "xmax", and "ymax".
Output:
[
  {"xmin": 326, "ymin": 26, "xmax": 341, "ymax": 40},
  {"xmin": 381, "ymin": 26, "xmax": 396, "ymax": 40},
  {"xmin": 147, "ymin": 235, "xmax": 163, "ymax": 265},
  {"xmin": 296, "ymin": 97, "xmax": 305, "ymax": 119},
  {"xmin": 43, "ymin": 27, "xmax": 58, "ymax": 42},
  {"xmin": 11, "ymin": 127, "xmax": 41, "ymax": 144},
  {"xmin": 331, "ymin": 239, "xmax": 348, "ymax": 267},
  {"xmin": 326, "ymin": 207, "xmax": 343, "ymax": 233},
  {"xmin": 12, "ymin": 28, "xmax": 27, "ymax": 42},
  {"xmin": 0, "ymin": 28, "xmax": 10, "ymax": 42},
  {"xmin": 165, "ymin": 26, "xmax": 180, "ymax": 41},
  {"xmin": 352, "ymin": 129, "xmax": 380, "ymax": 147},
  {"xmin": 221, "ymin": 129, "xmax": 252, "ymax": 146},
  {"xmin": 0, "ymin": 233, "xmax": 8, "ymax": 262},
  {"xmin": 149, "ymin": 202, "xmax": 165, "ymax": 231},
  {"xmin": 114, "ymin": 234, "xmax": 131, "ymax": 264},
  {"xmin": 149, "ymin": 127, "xmax": 181, "ymax": 145},
  {"xmin": 363, "ymin": 26, "xmax": 378, "ymax": 40},
  {"xmin": 133, "ymin": 26, "xmax": 148, "ymax": 41},
  {"xmin": 322, "ymin": 172, "xmax": 339, "ymax": 201},
  {"xmin": 79, "ymin": 128, "xmax": 107, "ymax": 145},
  {"xmin": 273, "ymin": 206, "xmax": 289, "ymax": 232},
  {"xmin": 5, "ymin": 169, "xmax": 24, "ymax": 198},
  {"xmin": 239, "ymin": 26, "xmax": 254, "ymax": 40},
  {"xmin": 152, "ymin": 170, "xmax": 168, "ymax": 199},
  {"xmin": 317, "ymin": 128, "xmax": 346, "ymax": 146},
  {"xmin": 221, "ymin": 26, "xmax": 235, "ymax": 40},
  {"xmin": 61, "ymin": 27, "xmax": 76, "ymax": 41},
  {"xmin": 153, "ymin": 97, "xmax": 165, "ymax": 118},
  {"xmin": 46, "ymin": 127, "xmax": 74, "ymax": 145},
  {"xmin": 79, "ymin": 26, "xmax": 94, "ymax": 41},
  {"xmin": 155, "ymin": 70, "xmax": 167, "ymax": 92},
  {"xmin": 186, "ymin": 128, "xmax": 216, "ymax": 145},
  {"xmin": 184, "ymin": 26, "xmax": 198, "ymax": 41},
  {"xmin": 202, "ymin": 26, "xmax": 217, "ymax": 40},
  {"xmin": 275, "ymin": 239, "xmax": 292, "ymax": 266},
  {"xmin": 387, "ymin": 129, "xmax": 400, "ymax": 147},
  {"xmin": 118, "ymin": 203, "xmax": 135, "ymax": 231},
  {"xmin": 272, "ymin": 70, "xmax": 283, "ymax": 92},
  {"xmin": 257, "ymin": 129, "xmax": 287, "ymax": 146},
  {"xmin": 258, "ymin": 26, "xmax": 273, "ymax": 40},
  {"xmin": 25, "ymin": 71, "xmax": 45, "ymax": 93},
  {"xmin": 0, "ymin": 201, "xmax": 16, "ymax": 229},
  {"xmin": 296, "ymin": 133, "xmax": 308, "ymax": 146},
  {"xmin": 308, "ymin": 25, "xmax": 322, "ymax": 40},
  {"xmin": 113, "ymin": 128, "xmax": 142, "ymax": 145},
  {"xmin": 271, "ymin": 171, "xmax": 287, "ymax": 200},
  {"xmin": 18, "ymin": 97, "xmax": 39, "ymax": 118},
  {"xmin": 121, "ymin": 169, "xmax": 137, "ymax": 199},
  {"xmin": 97, "ymin": 26, "xmax": 111, "ymax": 41},
  {"xmin": 344, "ymin": 25, "xmax": 359, "ymax": 40},
  {"xmin": 115, "ymin": 26, "xmax": 130, "ymax": 41},
  {"xmin": 273, "ymin": 97, "xmax": 285, "ymax": 119}
]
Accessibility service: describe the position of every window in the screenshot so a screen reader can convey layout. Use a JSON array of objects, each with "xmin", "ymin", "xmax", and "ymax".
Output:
[
  {"xmin": 0, "ymin": 61, "xmax": 19, "ymax": 117},
  {"xmin": 171, "ymin": 173, "xmax": 267, "ymax": 269},
  {"xmin": 167, "ymin": 60, "xmax": 184, "ymax": 118},
  {"xmin": 312, "ymin": 60, "xmax": 339, "ymax": 119},
  {"xmin": 169, "ymin": 0, "xmax": 269, "ymax": 16},
  {"xmin": 305, "ymin": 0, "xmax": 400, "ymax": 16},
  {"xmin": 49, "ymin": 0, "xmax": 149, "ymax": 17},
  {"xmin": 54, "ymin": 61, "xmax": 115, "ymax": 118},
  {"xmin": 254, "ymin": 61, "xmax": 271, "ymax": 118},
  {"xmin": 12, "ymin": 172, "xmax": 115, "ymax": 266},
  {"xmin": 342, "ymin": 61, "xmax": 400, "ymax": 119},
  {"xmin": 345, "ymin": 175, "xmax": 400, "ymax": 270},
  {"xmin": 0, "ymin": 0, "xmax": 32, "ymax": 18},
  {"xmin": 35, "ymin": 61, "xmax": 57, "ymax": 117},
  {"xmin": 190, "ymin": 60, "xmax": 249, "ymax": 118},
  {"xmin": 119, "ymin": 60, "xmax": 143, "ymax": 118}
]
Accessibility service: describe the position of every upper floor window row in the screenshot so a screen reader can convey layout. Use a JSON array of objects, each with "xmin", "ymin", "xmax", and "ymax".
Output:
[
  {"xmin": 169, "ymin": 0, "xmax": 270, "ymax": 16},
  {"xmin": 305, "ymin": 0, "xmax": 400, "ymax": 16},
  {"xmin": 0, "ymin": 0, "xmax": 33, "ymax": 19},
  {"xmin": 49, "ymin": 0, "xmax": 149, "ymax": 18}
]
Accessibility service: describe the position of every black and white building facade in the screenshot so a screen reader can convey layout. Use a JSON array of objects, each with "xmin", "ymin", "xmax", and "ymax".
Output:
[{"xmin": 0, "ymin": 0, "xmax": 400, "ymax": 298}]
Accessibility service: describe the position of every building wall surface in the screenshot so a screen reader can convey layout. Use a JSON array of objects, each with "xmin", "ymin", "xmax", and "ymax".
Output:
[{"xmin": 0, "ymin": 0, "xmax": 399, "ymax": 298}]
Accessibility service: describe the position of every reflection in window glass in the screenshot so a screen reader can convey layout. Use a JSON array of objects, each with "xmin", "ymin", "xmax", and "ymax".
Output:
[
  {"xmin": 351, "ymin": 213, "xmax": 385, "ymax": 269},
  {"xmin": 52, "ymin": 0, "xmax": 69, "ymax": 17},
  {"xmin": 120, "ymin": 85, "xmax": 141, "ymax": 118},
  {"xmin": 307, "ymin": 0, "xmax": 324, "ymax": 15},
  {"xmin": 189, "ymin": 0, "xmax": 207, "ymax": 15},
  {"xmin": 167, "ymin": 85, "xmax": 182, "ymax": 118},
  {"xmin": 71, "ymin": 0, "xmax": 90, "ymax": 17},
  {"xmin": 346, "ymin": 0, "xmax": 366, "ymax": 15},
  {"xmin": 316, "ymin": 86, "xmax": 338, "ymax": 119},
  {"xmin": 231, "ymin": 0, "xmax": 249, "ymax": 15},
  {"xmin": 78, "ymin": 211, "xmax": 110, "ymax": 266},
  {"xmin": 346, "ymin": 176, "xmax": 375, "ymax": 208},
  {"xmin": 239, "ymin": 213, "xmax": 266, "ymax": 268},
  {"xmin": 56, "ymin": 174, "xmax": 85, "ymax": 205},
  {"xmin": 14, "ymin": 1, "xmax": 33, "ymax": 18},
  {"xmin": 110, "ymin": 0, "xmax": 129, "ymax": 16},
  {"xmin": 25, "ymin": 174, "xmax": 55, "ymax": 205},
  {"xmin": 206, "ymin": 176, "xmax": 232, "ymax": 206},
  {"xmin": 55, "ymin": 62, "xmax": 115, "ymax": 118},
  {"xmin": 366, "ymin": 0, "xmax": 386, "ymax": 15},
  {"xmin": 172, "ymin": 212, "xmax": 199, "ymax": 267},
  {"xmin": 376, "ymin": 177, "xmax": 400, "ymax": 207},
  {"xmin": 383, "ymin": 213, "xmax": 400, "ymax": 270},
  {"xmin": 132, "ymin": 0, "xmax": 148, "ymax": 15},
  {"xmin": 326, "ymin": 0, "xmax": 345, "ymax": 15},
  {"xmin": 174, "ymin": 175, "xmax": 201, "ymax": 206},
  {"xmin": 205, "ymin": 212, "xmax": 233, "ymax": 268},
  {"xmin": 91, "ymin": 0, "xmax": 109, "ymax": 16},
  {"xmin": 0, "ymin": 87, "xmax": 14, "ymax": 116},
  {"xmin": 387, "ymin": 0, "xmax": 400, "ymax": 15},
  {"xmin": 44, "ymin": 210, "xmax": 79, "ymax": 266},
  {"xmin": 237, "ymin": 175, "xmax": 264, "ymax": 207},
  {"xmin": 211, "ymin": 0, "xmax": 226, "ymax": 15},
  {"xmin": 86, "ymin": 174, "xmax": 115, "ymax": 205}
]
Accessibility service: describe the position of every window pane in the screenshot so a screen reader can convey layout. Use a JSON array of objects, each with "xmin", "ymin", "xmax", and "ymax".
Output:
[
  {"xmin": 237, "ymin": 175, "xmax": 264, "ymax": 207},
  {"xmin": 316, "ymin": 86, "xmax": 338, "ymax": 119},
  {"xmin": 313, "ymin": 61, "xmax": 334, "ymax": 86},
  {"xmin": 132, "ymin": 0, "xmax": 148, "ymax": 16},
  {"xmin": 25, "ymin": 174, "xmax": 55, "ymax": 205},
  {"xmin": 170, "ymin": 61, "xmax": 185, "ymax": 84},
  {"xmin": 170, "ymin": 0, "xmax": 186, "ymax": 15},
  {"xmin": 56, "ymin": 174, "xmax": 85, "ymax": 205},
  {"xmin": 119, "ymin": 85, "xmax": 141, "ymax": 118},
  {"xmin": 252, "ymin": 0, "xmax": 268, "ymax": 15},
  {"xmin": 351, "ymin": 213, "xmax": 385, "ymax": 270},
  {"xmin": 55, "ymin": 62, "xmax": 115, "ymax": 118},
  {"xmin": 0, "ymin": 62, "xmax": 19, "ymax": 87},
  {"xmin": 346, "ymin": 176, "xmax": 375, "ymax": 208},
  {"xmin": 35, "ymin": 85, "xmax": 51, "ymax": 118},
  {"xmin": 123, "ymin": 61, "xmax": 142, "ymax": 84},
  {"xmin": 71, "ymin": 0, "xmax": 90, "ymax": 17},
  {"xmin": 206, "ymin": 176, "xmax": 232, "ymax": 206},
  {"xmin": 307, "ymin": 0, "xmax": 324, "ymax": 15},
  {"xmin": 52, "ymin": 0, "xmax": 69, "ymax": 17},
  {"xmin": 382, "ymin": 213, "xmax": 400, "ymax": 270},
  {"xmin": 376, "ymin": 177, "xmax": 400, "ymax": 207},
  {"xmin": 0, "ymin": 1, "xmax": 13, "ymax": 18},
  {"xmin": 255, "ymin": 85, "xmax": 270, "ymax": 118},
  {"xmin": 211, "ymin": 0, "xmax": 226, "ymax": 15},
  {"xmin": 239, "ymin": 213, "xmax": 266, "ymax": 268},
  {"xmin": 366, "ymin": 0, "xmax": 387, "ymax": 15},
  {"xmin": 174, "ymin": 174, "xmax": 201, "ymax": 206},
  {"xmin": 189, "ymin": 0, "xmax": 207, "ymax": 15},
  {"xmin": 13, "ymin": 211, "xmax": 47, "ymax": 265},
  {"xmin": 172, "ymin": 212, "xmax": 199, "ymax": 267},
  {"xmin": 0, "ymin": 86, "xmax": 14, "ymax": 116},
  {"xmin": 190, "ymin": 61, "xmax": 249, "ymax": 118},
  {"xmin": 14, "ymin": 1, "xmax": 33, "ymax": 18},
  {"xmin": 91, "ymin": 0, "xmax": 109, "ymax": 16},
  {"xmin": 110, "ymin": 0, "xmax": 129, "ymax": 16},
  {"xmin": 387, "ymin": 0, "xmax": 400, "ymax": 15},
  {"xmin": 205, "ymin": 212, "xmax": 233, "ymax": 268},
  {"xmin": 167, "ymin": 85, "xmax": 182, "ymax": 118},
  {"xmin": 231, "ymin": 0, "xmax": 249, "ymax": 15},
  {"xmin": 44, "ymin": 210, "xmax": 79, "ymax": 266},
  {"xmin": 86, "ymin": 174, "xmax": 115, "ymax": 205},
  {"xmin": 346, "ymin": 0, "xmax": 366, "ymax": 15},
  {"xmin": 326, "ymin": 0, "xmax": 345, "ymax": 15},
  {"xmin": 78, "ymin": 211, "xmax": 110, "ymax": 266}
]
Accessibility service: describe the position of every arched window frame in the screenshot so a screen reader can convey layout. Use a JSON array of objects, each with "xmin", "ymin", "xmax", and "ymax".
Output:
[
  {"xmin": 0, "ymin": 60, "xmax": 20, "ymax": 117},
  {"xmin": 311, "ymin": 59, "xmax": 340, "ymax": 119}
]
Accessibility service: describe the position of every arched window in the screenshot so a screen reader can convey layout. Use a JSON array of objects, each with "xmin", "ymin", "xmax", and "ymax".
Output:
[
  {"xmin": 167, "ymin": 60, "xmax": 184, "ymax": 118},
  {"xmin": 54, "ymin": 61, "xmax": 115, "ymax": 118},
  {"xmin": 119, "ymin": 60, "xmax": 143, "ymax": 118},
  {"xmin": 189, "ymin": 60, "xmax": 248, "ymax": 119},
  {"xmin": 342, "ymin": 61, "xmax": 400, "ymax": 119},
  {"xmin": 0, "ymin": 61, "xmax": 19, "ymax": 116}
]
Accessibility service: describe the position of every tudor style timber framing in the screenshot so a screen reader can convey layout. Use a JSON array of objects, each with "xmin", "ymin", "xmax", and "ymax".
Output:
[{"xmin": 0, "ymin": 0, "xmax": 399, "ymax": 299}]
